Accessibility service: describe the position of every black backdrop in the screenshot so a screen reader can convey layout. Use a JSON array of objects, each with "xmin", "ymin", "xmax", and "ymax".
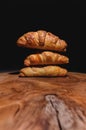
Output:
[{"xmin": 1, "ymin": 1, "xmax": 86, "ymax": 73}]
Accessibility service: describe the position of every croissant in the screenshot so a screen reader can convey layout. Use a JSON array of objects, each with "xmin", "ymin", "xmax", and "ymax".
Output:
[
  {"xmin": 24, "ymin": 51, "xmax": 69, "ymax": 66},
  {"xmin": 19, "ymin": 66, "xmax": 68, "ymax": 77},
  {"xmin": 17, "ymin": 30, "xmax": 67, "ymax": 52}
]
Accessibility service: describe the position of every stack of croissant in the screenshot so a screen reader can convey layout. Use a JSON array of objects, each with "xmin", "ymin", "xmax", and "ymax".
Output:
[{"xmin": 17, "ymin": 30, "xmax": 69, "ymax": 77}]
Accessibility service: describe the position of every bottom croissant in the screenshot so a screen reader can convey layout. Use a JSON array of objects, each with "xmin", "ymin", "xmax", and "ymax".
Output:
[{"xmin": 19, "ymin": 66, "xmax": 68, "ymax": 77}]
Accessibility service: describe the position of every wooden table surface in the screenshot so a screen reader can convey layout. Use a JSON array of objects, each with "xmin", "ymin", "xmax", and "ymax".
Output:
[{"xmin": 0, "ymin": 71, "xmax": 86, "ymax": 130}]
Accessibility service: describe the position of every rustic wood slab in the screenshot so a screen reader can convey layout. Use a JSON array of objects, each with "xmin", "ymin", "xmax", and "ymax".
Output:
[{"xmin": 0, "ymin": 71, "xmax": 86, "ymax": 130}]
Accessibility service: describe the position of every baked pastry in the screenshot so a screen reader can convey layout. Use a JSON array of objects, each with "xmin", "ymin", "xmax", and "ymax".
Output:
[
  {"xmin": 24, "ymin": 51, "xmax": 69, "ymax": 66},
  {"xmin": 19, "ymin": 66, "xmax": 68, "ymax": 77},
  {"xmin": 17, "ymin": 30, "xmax": 67, "ymax": 52}
]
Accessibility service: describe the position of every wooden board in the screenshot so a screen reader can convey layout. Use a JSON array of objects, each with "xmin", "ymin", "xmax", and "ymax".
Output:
[{"xmin": 0, "ymin": 71, "xmax": 86, "ymax": 130}]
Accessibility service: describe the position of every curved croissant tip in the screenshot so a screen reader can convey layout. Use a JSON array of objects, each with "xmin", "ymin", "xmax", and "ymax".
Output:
[
  {"xmin": 65, "ymin": 69, "xmax": 68, "ymax": 75},
  {"xmin": 16, "ymin": 36, "xmax": 26, "ymax": 46},
  {"xmin": 24, "ymin": 60, "xmax": 30, "ymax": 66},
  {"xmin": 19, "ymin": 72, "xmax": 25, "ymax": 77},
  {"xmin": 67, "ymin": 58, "xmax": 69, "ymax": 63},
  {"xmin": 62, "ymin": 40, "xmax": 67, "ymax": 47}
]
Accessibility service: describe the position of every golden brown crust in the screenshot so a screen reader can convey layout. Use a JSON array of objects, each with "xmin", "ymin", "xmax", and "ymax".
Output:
[
  {"xmin": 17, "ymin": 30, "xmax": 67, "ymax": 52},
  {"xmin": 19, "ymin": 66, "xmax": 68, "ymax": 77},
  {"xmin": 24, "ymin": 51, "xmax": 69, "ymax": 66}
]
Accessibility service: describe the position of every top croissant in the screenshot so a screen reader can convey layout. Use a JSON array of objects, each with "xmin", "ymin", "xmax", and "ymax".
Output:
[{"xmin": 17, "ymin": 30, "xmax": 67, "ymax": 52}]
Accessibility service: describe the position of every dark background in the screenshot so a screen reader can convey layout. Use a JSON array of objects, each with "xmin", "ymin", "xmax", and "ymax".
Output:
[{"xmin": 1, "ymin": 1, "xmax": 86, "ymax": 73}]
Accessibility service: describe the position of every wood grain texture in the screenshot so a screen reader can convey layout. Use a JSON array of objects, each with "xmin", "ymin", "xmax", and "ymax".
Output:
[{"xmin": 0, "ymin": 71, "xmax": 86, "ymax": 130}]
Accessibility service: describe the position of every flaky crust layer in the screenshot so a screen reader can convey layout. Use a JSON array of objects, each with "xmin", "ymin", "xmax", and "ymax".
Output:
[
  {"xmin": 24, "ymin": 51, "xmax": 69, "ymax": 66},
  {"xmin": 19, "ymin": 66, "xmax": 68, "ymax": 77},
  {"xmin": 17, "ymin": 30, "xmax": 67, "ymax": 52}
]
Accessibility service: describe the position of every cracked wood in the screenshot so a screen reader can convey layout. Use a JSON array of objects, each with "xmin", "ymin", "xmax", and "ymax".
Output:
[{"xmin": 0, "ymin": 71, "xmax": 86, "ymax": 130}]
